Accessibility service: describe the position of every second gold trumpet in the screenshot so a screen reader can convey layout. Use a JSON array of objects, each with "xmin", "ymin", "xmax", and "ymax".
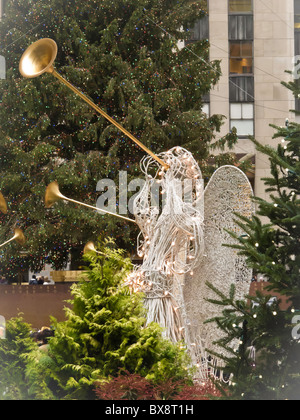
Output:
[
  {"xmin": 19, "ymin": 38, "xmax": 169, "ymax": 171},
  {"xmin": 45, "ymin": 181, "xmax": 136, "ymax": 224}
]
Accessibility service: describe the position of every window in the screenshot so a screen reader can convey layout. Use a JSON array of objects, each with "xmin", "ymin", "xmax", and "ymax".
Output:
[
  {"xmin": 229, "ymin": 0, "xmax": 254, "ymax": 135},
  {"xmin": 295, "ymin": 0, "xmax": 300, "ymax": 29},
  {"xmin": 186, "ymin": 0, "xmax": 209, "ymax": 43},
  {"xmin": 230, "ymin": 103, "xmax": 254, "ymax": 136},
  {"xmin": 187, "ymin": 17, "xmax": 209, "ymax": 42},
  {"xmin": 202, "ymin": 103, "xmax": 210, "ymax": 116},
  {"xmin": 229, "ymin": 0, "xmax": 253, "ymax": 13},
  {"xmin": 229, "ymin": 15, "xmax": 253, "ymax": 40},
  {"xmin": 229, "ymin": 76, "xmax": 254, "ymax": 102},
  {"xmin": 230, "ymin": 41, "xmax": 253, "ymax": 74},
  {"xmin": 295, "ymin": 31, "xmax": 300, "ymax": 55}
]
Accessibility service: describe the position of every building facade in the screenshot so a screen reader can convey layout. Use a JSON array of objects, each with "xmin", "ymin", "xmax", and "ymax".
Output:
[{"xmin": 192, "ymin": 0, "xmax": 296, "ymax": 200}]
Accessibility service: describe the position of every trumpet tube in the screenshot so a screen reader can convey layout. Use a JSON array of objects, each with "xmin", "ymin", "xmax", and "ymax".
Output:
[
  {"xmin": 19, "ymin": 38, "xmax": 169, "ymax": 171},
  {"xmin": 63, "ymin": 195, "xmax": 136, "ymax": 224},
  {"xmin": 0, "ymin": 236, "xmax": 16, "ymax": 249},
  {"xmin": 45, "ymin": 181, "xmax": 136, "ymax": 224},
  {"xmin": 51, "ymin": 70, "xmax": 169, "ymax": 170},
  {"xmin": 0, "ymin": 228, "xmax": 26, "ymax": 248}
]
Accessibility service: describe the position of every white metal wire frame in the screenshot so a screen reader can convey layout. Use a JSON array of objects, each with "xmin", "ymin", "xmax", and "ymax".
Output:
[{"xmin": 124, "ymin": 147, "xmax": 255, "ymax": 380}]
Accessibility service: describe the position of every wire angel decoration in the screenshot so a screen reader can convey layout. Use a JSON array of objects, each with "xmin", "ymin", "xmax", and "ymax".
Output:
[{"xmin": 125, "ymin": 146, "xmax": 255, "ymax": 378}]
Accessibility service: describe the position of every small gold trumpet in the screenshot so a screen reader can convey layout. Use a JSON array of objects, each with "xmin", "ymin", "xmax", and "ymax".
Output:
[
  {"xmin": 0, "ymin": 228, "xmax": 26, "ymax": 249},
  {"xmin": 45, "ymin": 181, "xmax": 136, "ymax": 224},
  {"xmin": 83, "ymin": 241, "xmax": 101, "ymax": 255},
  {"xmin": 0, "ymin": 192, "xmax": 7, "ymax": 214},
  {"xmin": 19, "ymin": 38, "xmax": 169, "ymax": 171}
]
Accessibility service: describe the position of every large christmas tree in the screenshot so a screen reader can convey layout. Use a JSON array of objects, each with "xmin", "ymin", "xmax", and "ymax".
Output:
[{"xmin": 0, "ymin": 0, "xmax": 237, "ymax": 277}]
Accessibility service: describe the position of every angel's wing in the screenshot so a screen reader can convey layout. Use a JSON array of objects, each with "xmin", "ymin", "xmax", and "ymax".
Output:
[{"xmin": 183, "ymin": 165, "xmax": 255, "ymax": 359}]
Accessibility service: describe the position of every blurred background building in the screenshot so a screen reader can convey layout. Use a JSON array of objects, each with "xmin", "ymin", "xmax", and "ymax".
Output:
[{"xmin": 188, "ymin": 0, "xmax": 297, "ymax": 199}]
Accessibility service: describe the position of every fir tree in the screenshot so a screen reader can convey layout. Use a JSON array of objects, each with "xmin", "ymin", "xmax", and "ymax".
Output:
[
  {"xmin": 0, "ymin": 316, "xmax": 54, "ymax": 400},
  {"xmin": 46, "ymin": 238, "xmax": 193, "ymax": 400},
  {"xmin": 0, "ymin": 0, "xmax": 238, "ymax": 277},
  {"xmin": 205, "ymin": 100, "xmax": 300, "ymax": 400}
]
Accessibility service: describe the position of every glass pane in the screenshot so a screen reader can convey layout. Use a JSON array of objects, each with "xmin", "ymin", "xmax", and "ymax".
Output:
[
  {"xmin": 187, "ymin": 16, "xmax": 209, "ymax": 42},
  {"xmin": 242, "ymin": 103, "xmax": 254, "ymax": 119},
  {"xmin": 295, "ymin": 32, "xmax": 300, "ymax": 55},
  {"xmin": 295, "ymin": 0, "xmax": 300, "ymax": 15},
  {"xmin": 229, "ymin": 15, "xmax": 253, "ymax": 40},
  {"xmin": 229, "ymin": 0, "xmax": 252, "ymax": 13},
  {"xmin": 230, "ymin": 119, "xmax": 254, "ymax": 136},
  {"xmin": 241, "ymin": 42, "xmax": 253, "ymax": 56},
  {"xmin": 230, "ymin": 42, "xmax": 252, "ymax": 57},
  {"xmin": 230, "ymin": 58, "xmax": 253, "ymax": 74},
  {"xmin": 230, "ymin": 42, "xmax": 241, "ymax": 57},
  {"xmin": 229, "ymin": 76, "xmax": 254, "ymax": 102},
  {"xmin": 202, "ymin": 103, "xmax": 210, "ymax": 116},
  {"xmin": 295, "ymin": 15, "xmax": 300, "ymax": 30},
  {"xmin": 230, "ymin": 103, "xmax": 242, "ymax": 119}
]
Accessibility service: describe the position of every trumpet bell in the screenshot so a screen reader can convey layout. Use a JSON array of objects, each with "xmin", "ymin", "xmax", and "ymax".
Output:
[
  {"xmin": 14, "ymin": 228, "xmax": 26, "ymax": 246},
  {"xmin": 0, "ymin": 192, "xmax": 7, "ymax": 214},
  {"xmin": 83, "ymin": 241, "xmax": 97, "ymax": 254},
  {"xmin": 19, "ymin": 38, "xmax": 58, "ymax": 78},
  {"xmin": 45, "ymin": 181, "xmax": 64, "ymax": 208}
]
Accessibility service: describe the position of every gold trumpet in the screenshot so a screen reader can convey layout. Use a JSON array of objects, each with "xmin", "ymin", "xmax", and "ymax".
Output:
[
  {"xmin": 0, "ymin": 228, "xmax": 26, "ymax": 249},
  {"xmin": 45, "ymin": 181, "xmax": 136, "ymax": 224},
  {"xmin": 19, "ymin": 38, "xmax": 169, "ymax": 171},
  {"xmin": 0, "ymin": 192, "xmax": 7, "ymax": 214},
  {"xmin": 83, "ymin": 241, "xmax": 101, "ymax": 255}
]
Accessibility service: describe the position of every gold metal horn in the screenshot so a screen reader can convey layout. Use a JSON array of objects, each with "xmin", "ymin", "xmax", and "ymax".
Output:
[
  {"xmin": 0, "ymin": 192, "xmax": 7, "ymax": 214},
  {"xmin": 83, "ymin": 241, "xmax": 101, "ymax": 254},
  {"xmin": 13, "ymin": 228, "xmax": 26, "ymax": 246},
  {"xmin": 19, "ymin": 38, "xmax": 57, "ymax": 78},
  {"xmin": 19, "ymin": 39, "xmax": 169, "ymax": 171},
  {"xmin": 45, "ymin": 181, "xmax": 136, "ymax": 224},
  {"xmin": 45, "ymin": 181, "xmax": 65, "ymax": 208},
  {"xmin": 0, "ymin": 228, "xmax": 26, "ymax": 249}
]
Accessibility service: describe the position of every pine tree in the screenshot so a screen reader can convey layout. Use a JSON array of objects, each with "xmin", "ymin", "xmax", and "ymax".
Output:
[
  {"xmin": 205, "ymin": 107, "xmax": 300, "ymax": 400},
  {"xmin": 0, "ymin": 0, "xmax": 238, "ymax": 277},
  {"xmin": 0, "ymin": 316, "xmax": 54, "ymax": 400},
  {"xmin": 46, "ymin": 238, "xmax": 193, "ymax": 400}
]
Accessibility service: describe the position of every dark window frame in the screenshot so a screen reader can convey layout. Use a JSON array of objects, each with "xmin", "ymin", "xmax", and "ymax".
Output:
[
  {"xmin": 229, "ymin": 14, "xmax": 253, "ymax": 40},
  {"xmin": 230, "ymin": 102, "xmax": 255, "ymax": 139},
  {"xmin": 186, "ymin": 0, "xmax": 209, "ymax": 43},
  {"xmin": 229, "ymin": 76, "xmax": 254, "ymax": 102},
  {"xmin": 229, "ymin": 40, "xmax": 254, "ymax": 76},
  {"xmin": 229, "ymin": 0, "xmax": 253, "ymax": 15}
]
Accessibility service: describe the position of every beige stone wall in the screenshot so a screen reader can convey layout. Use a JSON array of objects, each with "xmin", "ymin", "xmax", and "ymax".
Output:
[
  {"xmin": 209, "ymin": 0, "xmax": 230, "ymax": 136},
  {"xmin": 208, "ymin": 0, "xmax": 295, "ymax": 200},
  {"xmin": 253, "ymin": 0, "xmax": 294, "ymax": 200}
]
